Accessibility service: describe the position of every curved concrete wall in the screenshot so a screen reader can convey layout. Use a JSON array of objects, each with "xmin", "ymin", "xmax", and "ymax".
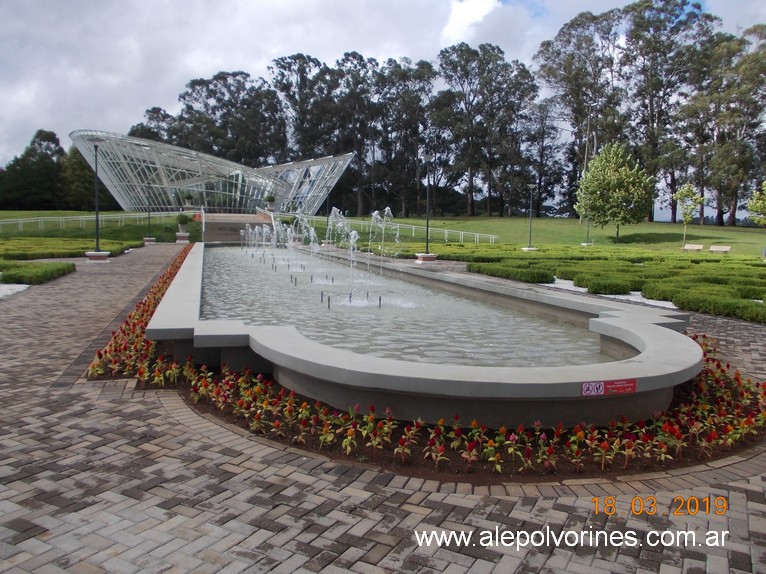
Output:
[{"xmin": 147, "ymin": 244, "xmax": 703, "ymax": 426}]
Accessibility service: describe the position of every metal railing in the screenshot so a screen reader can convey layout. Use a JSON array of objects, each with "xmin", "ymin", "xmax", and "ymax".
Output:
[
  {"xmin": 0, "ymin": 212, "xmax": 192, "ymax": 233},
  {"xmin": 304, "ymin": 215, "xmax": 498, "ymax": 245}
]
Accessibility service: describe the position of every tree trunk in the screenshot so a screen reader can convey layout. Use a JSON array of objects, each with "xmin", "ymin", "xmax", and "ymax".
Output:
[
  {"xmin": 356, "ymin": 187, "xmax": 364, "ymax": 217},
  {"xmin": 715, "ymin": 189, "xmax": 725, "ymax": 226},
  {"xmin": 467, "ymin": 165, "xmax": 475, "ymax": 216},
  {"xmin": 486, "ymin": 160, "xmax": 492, "ymax": 216},
  {"xmin": 727, "ymin": 193, "xmax": 738, "ymax": 226},
  {"xmin": 669, "ymin": 171, "xmax": 678, "ymax": 224}
]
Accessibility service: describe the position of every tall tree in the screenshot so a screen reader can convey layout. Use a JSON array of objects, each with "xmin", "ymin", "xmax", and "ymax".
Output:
[
  {"xmin": 436, "ymin": 43, "xmax": 520, "ymax": 216},
  {"xmin": 527, "ymin": 99, "xmax": 564, "ymax": 217},
  {"xmin": 128, "ymin": 107, "xmax": 177, "ymax": 142},
  {"xmin": 479, "ymin": 57, "xmax": 537, "ymax": 216},
  {"xmin": 61, "ymin": 145, "xmax": 96, "ymax": 210},
  {"xmin": 269, "ymin": 54, "xmax": 331, "ymax": 159},
  {"xmin": 375, "ymin": 58, "xmax": 436, "ymax": 216},
  {"xmin": 534, "ymin": 8, "xmax": 626, "ymax": 201},
  {"xmin": 679, "ymin": 27, "xmax": 766, "ymax": 225},
  {"xmin": 0, "ymin": 129, "xmax": 64, "ymax": 210},
  {"xmin": 620, "ymin": 0, "xmax": 718, "ymax": 221},
  {"xmin": 331, "ymin": 52, "xmax": 380, "ymax": 215}
]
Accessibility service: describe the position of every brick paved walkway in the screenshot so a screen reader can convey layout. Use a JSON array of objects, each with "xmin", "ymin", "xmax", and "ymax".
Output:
[{"xmin": 1, "ymin": 245, "xmax": 764, "ymax": 573}]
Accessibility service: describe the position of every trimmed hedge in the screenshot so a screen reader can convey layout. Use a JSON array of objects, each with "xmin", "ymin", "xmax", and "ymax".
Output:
[
  {"xmin": 0, "ymin": 261, "xmax": 76, "ymax": 284},
  {"xmin": 464, "ymin": 247, "xmax": 766, "ymax": 324},
  {"xmin": 587, "ymin": 278, "xmax": 633, "ymax": 295},
  {"xmin": 672, "ymin": 292, "xmax": 766, "ymax": 323},
  {"xmin": 466, "ymin": 262, "xmax": 555, "ymax": 283},
  {"xmin": 0, "ymin": 238, "xmax": 144, "ymax": 260}
]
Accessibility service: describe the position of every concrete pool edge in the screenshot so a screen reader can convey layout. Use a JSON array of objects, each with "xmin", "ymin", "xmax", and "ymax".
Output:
[{"xmin": 146, "ymin": 243, "xmax": 704, "ymax": 426}]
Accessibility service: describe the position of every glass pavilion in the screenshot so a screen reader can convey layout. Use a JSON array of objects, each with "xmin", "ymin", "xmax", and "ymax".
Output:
[{"xmin": 70, "ymin": 130, "xmax": 353, "ymax": 215}]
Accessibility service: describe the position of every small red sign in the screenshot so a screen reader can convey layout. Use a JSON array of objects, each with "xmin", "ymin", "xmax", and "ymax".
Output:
[
  {"xmin": 604, "ymin": 378, "xmax": 637, "ymax": 394},
  {"xmin": 581, "ymin": 378, "xmax": 637, "ymax": 397}
]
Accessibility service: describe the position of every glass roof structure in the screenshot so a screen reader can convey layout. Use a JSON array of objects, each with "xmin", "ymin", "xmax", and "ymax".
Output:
[{"xmin": 70, "ymin": 130, "xmax": 353, "ymax": 215}]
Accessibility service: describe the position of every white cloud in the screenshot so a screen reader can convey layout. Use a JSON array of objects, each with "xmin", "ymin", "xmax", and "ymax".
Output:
[{"xmin": 441, "ymin": 0, "xmax": 500, "ymax": 45}]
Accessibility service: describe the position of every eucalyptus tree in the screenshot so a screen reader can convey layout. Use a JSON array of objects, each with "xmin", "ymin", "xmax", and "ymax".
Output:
[
  {"xmin": 527, "ymin": 99, "xmax": 564, "ymax": 217},
  {"xmin": 171, "ymin": 71, "xmax": 250, "ymax": 157},
  {"xmin": 620, "ymin": 0, "xmax": 718, "ymax": 221},
  {"xmin": 60, "ymin": 145, "xmax": 98, "ymax": 210},
  {"xmin": 479, "ymin": 56, "xmax": 537, "ymax": 217},
  {"xmin": 534, "ymin": 8, "xmax": 626, "ymax": 202},
  {"xmin": 375, "ymin": 57, "xmax": 436, "ymax": 216},
  {"xmin": 228, "ymin": 80, "xmax": 289, "ymax": 167},
  {"xmin": 127, "ymin": 107, "xmax": 176, "ymax": 142},
  {"xmin": 710, "ymin": 25, "xmax": 766, "ymax": 225},
  {"xmin": 0, "ymin": 129, "xmax": 65, "ymax": 210},
  {"xmin": 678, "ymin": 27, "xmax": 766, "ymax": 225},
  {"xmin": 435, "ymin": 42, "xmax": 524, "ymax": 216},
  {"xmin": 330, "ymin": 52, "xmax": 381, "ymax": 215},
  {"xmin": 269, "ymin": 54, "xmax": 334, "ymax": 160}
]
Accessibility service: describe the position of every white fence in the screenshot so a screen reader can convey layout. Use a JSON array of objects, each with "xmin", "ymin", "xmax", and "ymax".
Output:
[
  {"xmin": 305, "ymin": 215, "xmax": 498, "ymax": 245},
  {"xmin": 0, "ymin": 212, "xmax": 185, "ymax": 233}
]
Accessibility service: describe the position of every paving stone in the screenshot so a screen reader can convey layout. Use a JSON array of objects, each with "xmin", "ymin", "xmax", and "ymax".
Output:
[{"xmin": 1, "ymin": 244, "xmax": 766, "ymax": 574}]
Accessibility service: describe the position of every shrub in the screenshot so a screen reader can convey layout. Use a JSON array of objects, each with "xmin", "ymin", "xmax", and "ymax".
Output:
[
  {"xmin": 0, "ymin": 262, "xmax": 75, "ymax": 284},
  {"xmin": 735, "ymin": 285, "xmax": 766, "ymax": 300},
  {"xmin": 573, "ymin": 273, "xmax": 591, "ymax": 288},
  {"xmin": 467, "ymin": 263, "xmax": 555, "ymax": 283},
  {"xmin": 642, "ymin": 282, "xmax": 679, "ymax": 301},
  {"xmin": 587, "ymin": 278, "xmax": 633, "ymax": 295},
  {"xmin": 554, "ymin": 267, "xmax": 580, "ymax": 281},
  {"xmin": 177, "ymin": 213, "xmax": 191, "ymax": 225}
]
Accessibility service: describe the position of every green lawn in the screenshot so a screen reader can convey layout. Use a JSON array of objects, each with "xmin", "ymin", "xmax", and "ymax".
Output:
[
  {"xmin": 384, "ymin": 216, "xmax": 766, "ymax": 258},
  {"xmin": 0, "ymin": 210, "xmax": 98, "ymax": 220}
]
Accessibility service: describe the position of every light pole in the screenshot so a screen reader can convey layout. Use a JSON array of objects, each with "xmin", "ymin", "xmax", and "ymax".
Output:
[
  {"xmin": 581, "ymin": 102, "xmax": 595, "ymax": 246},
  {"xmin": 94, "ymin": 144, "xmax": 100, "ymax": 252},
  {"xmin": 424, "ymin": 153, "xmax": 434, "ymax": 255},
  {"xmin": 522, "ymin": 183, "xmax": 537, "ymax": 251}
]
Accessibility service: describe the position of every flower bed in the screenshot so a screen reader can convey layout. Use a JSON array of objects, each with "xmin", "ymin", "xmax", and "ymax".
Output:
[{"xmin": 87, "ymin": 245, "xmax": 765, "ymax": 480}]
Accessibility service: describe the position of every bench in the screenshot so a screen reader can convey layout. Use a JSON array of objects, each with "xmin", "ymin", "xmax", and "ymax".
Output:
[
  {"xmin": 708, "ymin": 245, "xmax": 731, "ymax": 254},
  {"xmin": 682, "ymin": 243, "xmax": 703, "ymax": 252}
]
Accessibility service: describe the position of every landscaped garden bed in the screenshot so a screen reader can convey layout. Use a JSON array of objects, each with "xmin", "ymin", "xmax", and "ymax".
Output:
[{"xmin": 86, "ymin": 244, "xmax": 766, "ymax": 483}]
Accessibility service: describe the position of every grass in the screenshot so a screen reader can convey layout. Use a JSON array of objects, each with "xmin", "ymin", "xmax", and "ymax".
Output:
[
  {"xmin": 0, "ymin": 210, "xmax": 101, "ymax": 220},
  {"xmin": 0, "ymin": 260, "xmax": 76, "ymax": 284},
  {"xmin": 0, "ymin": 211, "xmax": 198, "ymax": 284},
  {"xmin": 379, "ymin": 216, "xmax": 766, "ymax": 258},
  {"xmin": 0, "ymin": 237, "xmax": 145, "ymax": 260}
]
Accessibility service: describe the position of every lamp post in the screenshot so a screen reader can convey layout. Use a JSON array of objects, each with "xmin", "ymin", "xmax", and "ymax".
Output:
[
  {"xmin": 522, "ymin": 183, "xmax": 537, "ymax": 251},
  {"xmin": 424, "ymin": 153, "xmax": 434, "ymax": 255},
  {"xmin": 94, "ymin": 144, "xmax": 100, "ymax": 253},
  {"xmin": 84, "ymin": 136, "xmax": 109, "ymax": 260}
]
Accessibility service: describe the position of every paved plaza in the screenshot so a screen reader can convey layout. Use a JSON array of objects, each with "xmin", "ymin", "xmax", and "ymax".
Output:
[{"xmin": 1, "ymin": 244, "xmax": 765, "ymax": 573}]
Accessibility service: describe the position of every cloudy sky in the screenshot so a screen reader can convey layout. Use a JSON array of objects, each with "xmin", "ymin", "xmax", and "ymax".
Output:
[{"xmin": 1, "ymin": 0, "xmax": 764, "ymax": 166}]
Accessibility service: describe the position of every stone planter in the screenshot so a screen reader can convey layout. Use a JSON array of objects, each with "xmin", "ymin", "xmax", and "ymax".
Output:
[{"xmin": 85, "ymin": 251, "xmax": 111, "ymax": 262}]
